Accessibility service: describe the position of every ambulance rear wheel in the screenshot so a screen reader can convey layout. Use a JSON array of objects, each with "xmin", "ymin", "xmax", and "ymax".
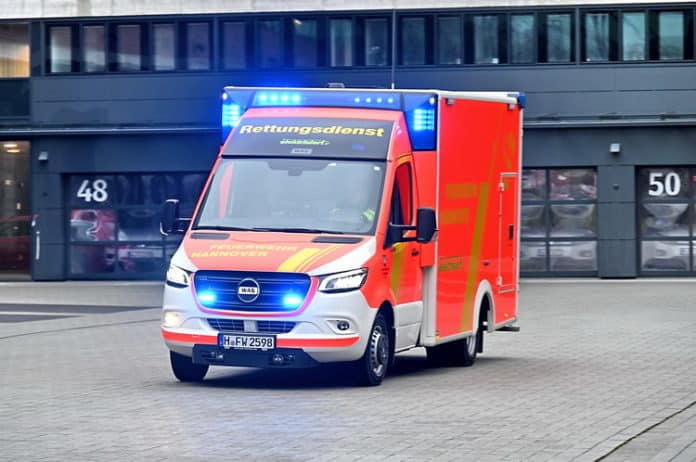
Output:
[
  {"xmin": 170, "ymin": 351, "xmax": 208, "ymax": 382},
  {"xmin": 355, "ymin": 312, "xmax": 390, "ymax": 386},
  {"xmin": 426, "ymin": 330, "xmax": 479, "ymax": 367}
]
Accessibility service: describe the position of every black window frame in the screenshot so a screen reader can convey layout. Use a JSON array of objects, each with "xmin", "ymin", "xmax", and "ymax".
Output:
[
  {"xmin": 80, "ymin": 22, "xmax": 108, "ymax": 73},
  {"xmin": 289, "ymin": 16, "xmax": 325, "ymax": 68},
  {"xmin": 220, "ymin": 17, "xmax": 253, "ymax": 70},
  {"xmin": 581, "ymin": 10, "xmax": 618, "ymax": 62},
  {"xmin": 538, "ymin": 11, "xmax": 576, "ymax": 64},
  {"xmin": 648, "ymin": 9, "xmax": 694, "ymax": 61},
  {"xmin": 46, "ymin": 23, "xmax": 79, "ymax": 74},
  {"xmin": 357, "ymin": 15, "xmax": 391, "ymax": 67},
  {"xmin": 109, "ymin": 22, "xmax": 149, "ymax": 72},
  {"xmin": 435, "ymin": 14, "xmax": 464, "ymax": 66},
  {"xmin": 397, "ymin": 14, "xmax": 433, "ymax": 66},
  {"xmin": 180, "ymin": 20, "xmax": 213, "ymax": 71},
  {"xmin": 508, "ymin": 12, "xmax": 537, "ymax": 65},
  {"xmin": 619, "ymin": 10, "xmax": 649, "ymax": 62},
  {"xmin": 466, "ymin": 12, "xmax": 507, "ymax": 65}
]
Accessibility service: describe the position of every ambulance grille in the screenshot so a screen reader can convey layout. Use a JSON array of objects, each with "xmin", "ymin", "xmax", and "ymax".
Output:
[
  {"xmin": 193, "ymin": 271, "xmax": 312, "ymax": 312},
  {"xmin": 207, "ymin": 319, "xmax": 296, "ymax": 334}
]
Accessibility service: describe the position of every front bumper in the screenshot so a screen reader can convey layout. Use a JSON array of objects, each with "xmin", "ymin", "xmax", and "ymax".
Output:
[{"xmin": 161, "ymin": 283, "xmax": 375, "ymax": 365}]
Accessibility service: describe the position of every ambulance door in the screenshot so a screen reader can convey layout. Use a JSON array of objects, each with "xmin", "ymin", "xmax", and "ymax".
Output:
[
  {"xmin": 389, "ymin": 160, "xmax": 423, "ymax": 350},
  {"xmin": 497, "ymin": 172, "xmax": 518, "ymax": 293}
]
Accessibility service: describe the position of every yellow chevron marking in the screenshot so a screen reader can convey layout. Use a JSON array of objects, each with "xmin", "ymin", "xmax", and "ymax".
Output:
[
  {"xmin": 277, "ymin": 248, "xmax": 322, "ymax": 272},
  {"xmin": 297, "ymin": 244, "xmax": 341, "ymax": 273}
]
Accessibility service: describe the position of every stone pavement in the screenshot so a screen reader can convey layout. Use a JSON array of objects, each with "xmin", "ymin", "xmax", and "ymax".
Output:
[{"xmin": 1, "ymin": 280, "xmax": 696, "ymax": 461}]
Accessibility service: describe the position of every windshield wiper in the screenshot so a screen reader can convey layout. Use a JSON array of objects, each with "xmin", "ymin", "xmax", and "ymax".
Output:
[
  {"xmin": 192, "ymin": 225, "xmax": 273, "ymax": 232},
  {"xmin": 264, "ymin": 227, "xmax": 346, "ymax": 235}
]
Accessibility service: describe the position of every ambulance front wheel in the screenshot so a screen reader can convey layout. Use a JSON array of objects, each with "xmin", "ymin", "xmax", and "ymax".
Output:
[
  {"xmin": 355, "ymin": 312, "xmax": 390, "ymax": 386},
  {"xmin": 170, "ymin": 351, "xmax": 209, "ymax": 382}
]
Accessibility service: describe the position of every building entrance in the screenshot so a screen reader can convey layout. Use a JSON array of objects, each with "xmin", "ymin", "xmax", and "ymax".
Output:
[{"xmin": 0, "ymin": 141, "xmax": 31, "ymax": 279}]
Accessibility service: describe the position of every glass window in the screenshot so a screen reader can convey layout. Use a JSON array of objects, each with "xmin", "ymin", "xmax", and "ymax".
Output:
[
  {"xmin": 49, "ymin": 26, "xmax": 72, "ymax": 73},
  {"xmin": 550, "ymin": 204, "xmax": 597, "ymax": 237},
  {"xmin": 0, "ymin": 23, "xmax": 29, "ymax": 77},
  {"xmin": 153, "ymin": 23, "xmax": 175, "ymax": 71},
  {"xmin": 521, "ymin": 168, "xmax": 598, "ymax": 275},
  {"xmin": 622, "ymin": 12, "xmax": 646, "ymax": 61},
  {"xmin": 116, "ymin": 24, "xmax": 141, "ymax": 71},
  {"xmin": 400, "ymin": 17, "xmax": 426, "ymax": 65},
  {"xmin": 585, "ymin": 13, "xmax": 610, "ymax": 61},
  {"xmin": 437, "ymin": 16, "xmax": 462, "ymax": 65},
  {"xmin": 83, "ymin": 25, "xmax": 105, "ymax": 72},
  {"xmin": 186, "ymin": 22, "xmax": 210, "ymax": 70},
  {"xmin": 522, "ymin": 169, "xmax": 546, "ymax": 200},
  {"xmin": 258, "ymin": 20, "xmax": 282, "ymax": 68},
  {"xmin": 638, "ymin": 167, "xmax": 696, "ymax": 274},
  {"xmin": 364, "ymin": 18, "xmax": 388, "ymax": 66},
  {"xmin": 658, "ymin": 12, "xmax": 684, "ymax": 60},
  {"xmin": 473, "ymin": 15, "xmax": 499, "ymax": 64},
  {"xmin": 546, "ymin": 14, "xmax": 572, "ymax": 62},
  {"xmin": 550, "ymin": 241, "xmax": 597, "ymax": 271},
  {"xmin": 70, "ymin": 209, "xmax": 116, "ymax": 242},
  {"xmin": 67, "ymin": 173, "xmax": 206, "ymax": 278},
  {"xmin": 510, "ymin": 15, "xmax": 535, "ymax": 64},
  {"xmin": 550, "ymin": 169, "xmax": 597, "ymax": 200},
  {"xmin": 222, "ymin": 22, "xmax": 247, "ymax": 69},
  {"xmin": 330, "ymin": 19, "xmax": 353, "ymax": 66},
  {"xmin": 292, "ymin": 19, "xmax": 318, "ymax": 67}
]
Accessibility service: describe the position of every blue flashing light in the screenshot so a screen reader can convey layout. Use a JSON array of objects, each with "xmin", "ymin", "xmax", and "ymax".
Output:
[
  {"xmin": 198, "ymin": 291, "xmax": 217, "ymax": 305},
  {"xmin": 413, "ymin": 108, "xmax": 436, "ymax": 131},
  {"xmin": 282, "ymin": 294, "xmax": 304, "ymax": 309},
  {"xmin": 222, "ymin": 103, "xmax": 242, "ymax": 127},
  {"xmin": 404, "ymin": 93, "xmax": 438, "ymax": 151},
  {"xmin": 254, "ymin": 92, "xmax": 303, "ymax": 106}
]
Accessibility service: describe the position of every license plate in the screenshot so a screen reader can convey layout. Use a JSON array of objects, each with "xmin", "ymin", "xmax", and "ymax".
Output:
[{"xmin": 219, "ymin": 334, "xmax": 275, "ymax": 350}]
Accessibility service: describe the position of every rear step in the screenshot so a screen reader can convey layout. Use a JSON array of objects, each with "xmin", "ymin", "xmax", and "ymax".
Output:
[{"xmin": 498, "ymin": 325, "xmax": 520, "ymax": 332}]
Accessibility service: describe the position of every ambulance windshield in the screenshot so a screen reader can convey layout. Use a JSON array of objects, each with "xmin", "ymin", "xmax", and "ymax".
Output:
[{"xmin": 194, "ymin": 158, "xmax": 385, "ymax": 235}]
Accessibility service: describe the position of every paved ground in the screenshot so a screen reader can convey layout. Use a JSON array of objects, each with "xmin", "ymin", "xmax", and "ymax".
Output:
[{"xmin": 1, "ymin": 281, "xmax": 696, "ymax": 461}]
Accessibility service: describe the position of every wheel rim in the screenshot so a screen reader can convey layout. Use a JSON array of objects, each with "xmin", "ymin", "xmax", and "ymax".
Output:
[{"xmin": 369, "ymin": 324, "xmax": 389, "ymax": 378}]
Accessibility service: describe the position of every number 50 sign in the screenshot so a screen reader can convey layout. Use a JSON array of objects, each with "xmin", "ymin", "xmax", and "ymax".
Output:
[{"xmin": 648, "ymin": 171, "xmax": 682, "ymax": 197}]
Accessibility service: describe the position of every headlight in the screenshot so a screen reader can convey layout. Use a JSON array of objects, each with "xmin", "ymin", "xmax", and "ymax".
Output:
[
  {"xmin": 318, "ymin": 268, "xmax": 367, "ymax": 293},
  {"xmin": 166, "ymin": 264, "xmax": 191, "ymax": 288}
]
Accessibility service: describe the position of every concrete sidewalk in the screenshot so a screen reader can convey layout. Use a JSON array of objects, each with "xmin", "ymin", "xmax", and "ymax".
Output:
[{"xmin": 0, "ymin": 281, "xmax": 163, "ymax": 307}]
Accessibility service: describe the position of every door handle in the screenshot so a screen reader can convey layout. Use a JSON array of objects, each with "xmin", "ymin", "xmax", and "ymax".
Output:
[
  {"xmin": 411, "ymin": 249, "xmax": 420, "ymax": 256},
  {"xmin": 508, "ymin": 224, "xmax": 514, "ymax": 240}
]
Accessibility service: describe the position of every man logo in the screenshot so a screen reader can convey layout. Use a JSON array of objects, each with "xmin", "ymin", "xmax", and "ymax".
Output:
[{"xmin": 237, "ymin": 278, "xmax": 261, "ymax": 303}]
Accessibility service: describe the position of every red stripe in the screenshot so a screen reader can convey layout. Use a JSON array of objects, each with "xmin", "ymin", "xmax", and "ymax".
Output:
[
  {"xmin": 161, "ymin": 329, "xmax": 217, "ymax": 345},
  {"xmin": 276, "ymin": 336, "xmax": 359, "ymax": 348}
]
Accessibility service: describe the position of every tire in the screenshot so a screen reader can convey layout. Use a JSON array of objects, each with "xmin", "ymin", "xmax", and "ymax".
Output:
[
  {"xmin": 355, "ymin": 312, "xmax": 391, "ymax": 386},
  {"xmin": 170, "ymin": 351, "xmax": 209, "ymax": 382},
  {"xmin": 426, "ymin": 329, "xmax": 481, "ymax": 367}
]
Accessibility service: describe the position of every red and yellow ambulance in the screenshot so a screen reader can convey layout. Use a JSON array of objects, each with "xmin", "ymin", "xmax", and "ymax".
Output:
[{"xmin": 161, "ymin": 86, "xmax": 523, "ymax": 386}]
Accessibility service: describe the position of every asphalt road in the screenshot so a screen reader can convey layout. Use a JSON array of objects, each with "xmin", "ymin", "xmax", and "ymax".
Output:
[{"xmin": 1, "ymin": 281, "xmax": 695, "ymax": 461}]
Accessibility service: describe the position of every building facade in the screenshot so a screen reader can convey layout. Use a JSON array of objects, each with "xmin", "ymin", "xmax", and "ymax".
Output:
[{"xmin": 1, "ymin": 1, "xmax": 695, "ymax": 280}]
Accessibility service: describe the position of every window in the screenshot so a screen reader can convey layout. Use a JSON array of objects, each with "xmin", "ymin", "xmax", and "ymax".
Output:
[
  {"xmin": 68, "ymin": 173, "xmax": 206, "ymax": 278},
  {"xmin": 543, "ymin": 13, "xmax": 573, "ymax": 63},
  {"xmin": 258, "ymin": 19, "xmax": 283, "ymax": 68},
  {"xmin": 437, "ymin": 16, "xmax": 462, "ymax": 65},
  {"xmin": 622, "ymin": 12, "xmax": 646, "ymax": 61},
  {"xmin": 400, "ymin": 17, "xmax": 426, "ymax": 65},
  {"xmin": 473, "ymin": 15, "xmax": 499, "ymax": 64},
  {"xmin": 186, "ymin": 22, "xmax": 210, "ymax": 70},
  {"xmin": 83, "ymin": 25, "xmax": 105, "ymax": 72},
  {"xmin": 394, "ymin": 163, "xmax": 413, "ymax": 225},
  {"xmin": 510, "ymin": 15, "xmax": 535, "ymax": 64},
  {"xmin": 584, "ymin": 12, "xmax": 612, "ymax": 61},
  {"xmin": 49, "ymin": 26, "xmax": 73, "ymax": 73},
  {"xmin": 116, "ymin": 24, "xmax": 142, "ymax": 71},
  {"xmin": 222, "ymin": 21, "xmax": 247, "ymax": 69},
  {"xmin": 657, "ymin": 12, "xmax": 684, "ymax": 60},
  {"xmin": 520, "ymin": 168, "xmax": 598, "ymax": 274},
  {"xmin": 153, "ymin": 23, "xmax": 175, "ymax": 71},
  {"xmin": 638, "ymin": 167, "xmax": 696, "ymax": 273},
  {"xmin": 330, "ymin": 19, "xmax": 353, "ymax": 66},
  {"xmin": 292, "ymin": 18, "xmax": 319, "ymax": 67},
  {"xmin": 0, "ymin": 22, "xmax": 29, "ymax": 77},
  {"xmin": 364, "ymin": 18, "xmax": 389, "ymax": 66}
]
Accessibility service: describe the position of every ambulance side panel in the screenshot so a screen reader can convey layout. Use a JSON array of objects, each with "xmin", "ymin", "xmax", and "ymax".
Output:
[{"xmin": 435, "ymin": 97, "xmax": 521, "ymax": 340}]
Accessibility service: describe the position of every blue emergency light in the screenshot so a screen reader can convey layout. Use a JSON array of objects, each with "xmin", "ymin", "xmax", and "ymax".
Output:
[{"xmin": 220, "ymin": 88, "xmax": 438, "ymax": 150}]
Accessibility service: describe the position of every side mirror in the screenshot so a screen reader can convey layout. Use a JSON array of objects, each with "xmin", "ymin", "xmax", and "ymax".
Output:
[
  {"xmin": 161, "ymin": 199, "xmax": 182, "ymax": 235},
  {"xmin": 416, "ymin": 208, "xmax": 437, "ymax": 243}
]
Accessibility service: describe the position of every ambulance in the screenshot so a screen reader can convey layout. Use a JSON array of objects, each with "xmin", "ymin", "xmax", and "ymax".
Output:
[{"xmin": 160, "ymin": 86, "xmax": 524, "ymax": 386}]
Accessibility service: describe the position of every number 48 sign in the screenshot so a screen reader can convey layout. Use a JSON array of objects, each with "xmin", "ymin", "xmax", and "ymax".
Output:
[{"xmin": 71, "ymin": 176, "xmax": 113, "ymax": 206}]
